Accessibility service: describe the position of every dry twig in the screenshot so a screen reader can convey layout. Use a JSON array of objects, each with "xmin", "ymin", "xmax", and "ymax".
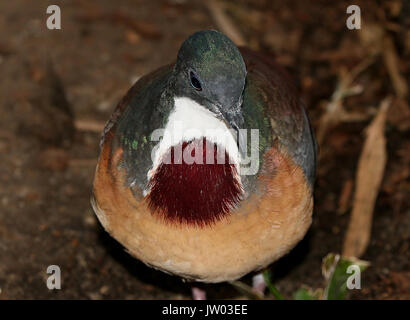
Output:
[
  {"xmin": 342, "ymin": 97, "xmax": 391, "ymax": 258},
  {"xmin": 382, "ymin": 36, "xmax": 408, "ymax": 99},
  {"xmin": 205, "ymin": 0, "xmax": 247, "ymax": 46},
  {"xmin": 316, "ymin": 57, "xmax": 376, "ymax": 146}
]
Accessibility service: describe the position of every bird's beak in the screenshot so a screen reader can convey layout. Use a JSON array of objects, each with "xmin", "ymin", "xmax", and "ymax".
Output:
[{"xmin": 215, "ymin": 98, "xmax": 246, "ymax": 158}]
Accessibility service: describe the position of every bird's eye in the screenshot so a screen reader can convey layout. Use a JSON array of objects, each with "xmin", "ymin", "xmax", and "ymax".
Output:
[{"xmin": 189, "ymin": 71, "xmax": 202, "ymax": 91}]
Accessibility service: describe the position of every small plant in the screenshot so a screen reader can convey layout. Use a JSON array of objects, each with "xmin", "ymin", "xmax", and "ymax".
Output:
[{"xmin": 232, "ymin": 253, "xmax": 369, "ymax": 300}]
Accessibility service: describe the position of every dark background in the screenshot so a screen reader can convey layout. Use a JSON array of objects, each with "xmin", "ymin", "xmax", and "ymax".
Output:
[{"xmin": 0, "ymin": 0, "xmax": 408, "ymax": 299}]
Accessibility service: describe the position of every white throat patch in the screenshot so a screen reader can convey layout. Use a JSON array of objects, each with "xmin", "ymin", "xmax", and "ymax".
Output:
[{"xmin": 147, "ymin": 96, "xmax": 241, "ymax": 183}]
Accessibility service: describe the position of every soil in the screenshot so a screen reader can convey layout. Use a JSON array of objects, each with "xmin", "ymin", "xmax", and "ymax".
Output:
[{"xmin": 0, "ymin": 0, "xmax": 408, "ymax": 299}]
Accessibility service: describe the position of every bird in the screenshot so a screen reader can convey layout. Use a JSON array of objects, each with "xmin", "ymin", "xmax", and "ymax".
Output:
[{"xmin": 91, "ymin": 30, "xmax": 316, "ymax": 297}]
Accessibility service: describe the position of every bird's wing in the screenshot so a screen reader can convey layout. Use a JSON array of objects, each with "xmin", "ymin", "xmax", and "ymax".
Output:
[
  {"xmin": 240, "ymin": 47, "xmax": 317, "ymax": 188},
  {"xmin": 99, "ymin": 65, "xmax": 174, "ymax": 192}
]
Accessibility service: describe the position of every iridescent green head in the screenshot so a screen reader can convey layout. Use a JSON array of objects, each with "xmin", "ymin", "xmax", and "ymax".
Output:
[{"xmin": 171, "ymin": 30, "xmax": 247, "ymax": 120}]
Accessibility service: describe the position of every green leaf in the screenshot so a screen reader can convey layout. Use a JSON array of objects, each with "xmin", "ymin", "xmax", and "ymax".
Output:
[
  {"xmin": 322, "ymin": 253, "xmax": 370, "ymax": 300},
  {"xmin": 263, "ymin": 270, "xmax": 285, "ymax": 300}
]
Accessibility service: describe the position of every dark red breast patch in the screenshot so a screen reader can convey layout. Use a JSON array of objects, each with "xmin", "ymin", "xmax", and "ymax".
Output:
[{"xmin": 147, "ymin": 139, "xmax": 243, "ymax": 226}]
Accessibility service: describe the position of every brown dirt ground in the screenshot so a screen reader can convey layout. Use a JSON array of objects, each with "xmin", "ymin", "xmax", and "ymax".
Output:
[{"xmin": 0, "ymin": 0, "xmax": 408, "ymax": 299}]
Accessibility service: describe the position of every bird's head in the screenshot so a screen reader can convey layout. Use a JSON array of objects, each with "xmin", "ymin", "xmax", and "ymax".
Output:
[{"xmin": 171, "ymin": 30, "xmax": 247, "ymax": 128}]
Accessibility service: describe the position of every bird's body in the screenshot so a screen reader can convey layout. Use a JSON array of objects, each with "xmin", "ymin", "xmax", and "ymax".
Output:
[{"xmin": 92, "ymin": 31, "xmax": 316, "ymax": 283}]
